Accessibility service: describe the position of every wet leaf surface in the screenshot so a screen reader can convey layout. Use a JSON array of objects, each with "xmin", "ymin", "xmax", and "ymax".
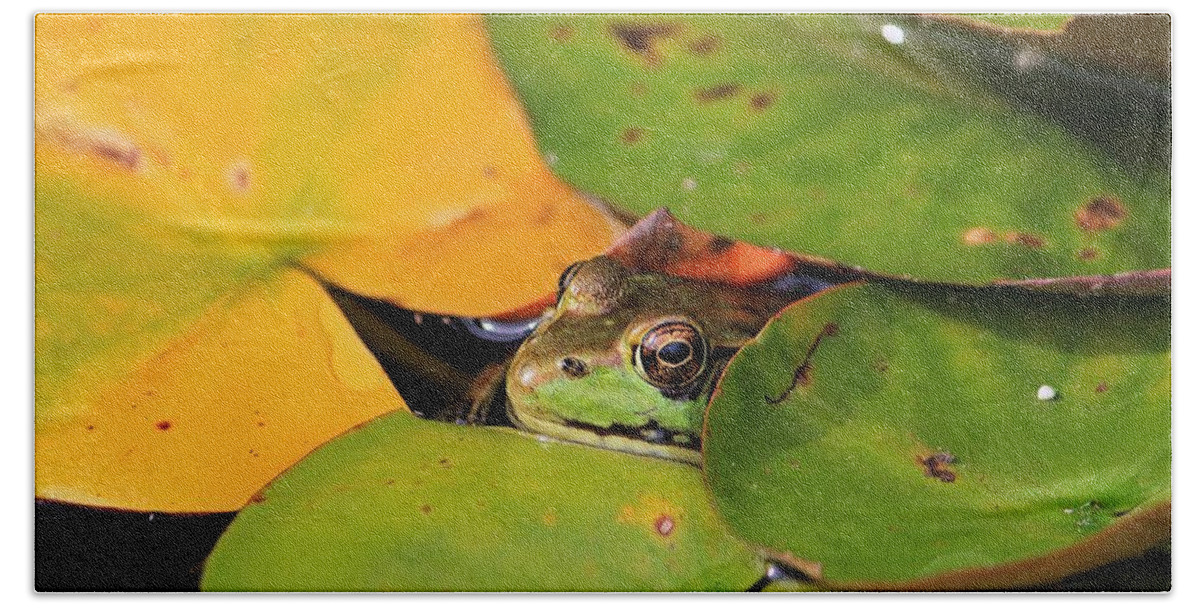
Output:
[
  {"xmin": 488, "ymin": 14, "xmax": 1169, "ymax": 284},
  {"xmin": 201, "ymin": 410, "xmax": 763, "ymax": 591},
  {"xmin": 703, "ymin": 282, "xmax": 1169, "ymax": 587}
]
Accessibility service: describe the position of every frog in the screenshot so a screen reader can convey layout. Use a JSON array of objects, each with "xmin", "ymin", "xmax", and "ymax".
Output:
[{"xmin": 502, "ymin": 255, "xmax": 832, "ymax": 464}]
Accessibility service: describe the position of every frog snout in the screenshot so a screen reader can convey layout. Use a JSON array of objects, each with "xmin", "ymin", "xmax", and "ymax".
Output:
[
  {"xmin": 511, "ymin": 362, "xmax": 549, "ymax": 392},
  {"xmin": 511, "ymin": 357, "xmax": 590, "ymax": 393}
]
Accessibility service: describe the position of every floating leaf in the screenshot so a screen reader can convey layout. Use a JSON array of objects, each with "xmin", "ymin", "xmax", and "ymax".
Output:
[
  {"xmin": 882, "ymin": 14, "xmax": 1170, "ymax": 171},
  {"xmin": 488, "ymin": 14, "xmax": 1169, "ymax": 284},
  {"xmin": 202, "ymin": 411, "xmax": 763, "ymax": 591},
  {"xmin": 928, "ymin": 14, "xmax": 1170, "ymax": 81},
  {"xmin": 703, "ymin": 282, "xmax": 1169, "ymax": 587},
  {"xmin": 35, "ymin": 14, "xmax": 617, "ymax": 512},
  {"xmin": 34, "ymin": 268, "xmax": 402, "ymax": 512}
]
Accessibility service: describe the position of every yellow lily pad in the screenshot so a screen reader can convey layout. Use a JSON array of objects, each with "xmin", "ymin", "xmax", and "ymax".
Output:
[{"xmin": 35, "ymin": 14, "xmax": 618, "ymax": 512}]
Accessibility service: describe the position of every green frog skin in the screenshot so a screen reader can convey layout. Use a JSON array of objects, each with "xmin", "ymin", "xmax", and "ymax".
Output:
[{"xmin": 504, "ymin": 256, "xmax": 828, "ymax": 464}]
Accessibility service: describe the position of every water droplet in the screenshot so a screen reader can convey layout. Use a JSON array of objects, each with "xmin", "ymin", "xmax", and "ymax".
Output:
[{"xmin": 881, "ymin": 23, "xmax": 905, "ymax": 45}]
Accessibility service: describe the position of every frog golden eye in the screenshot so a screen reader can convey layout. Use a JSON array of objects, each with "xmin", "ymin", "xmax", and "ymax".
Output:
[
  {"xmin": 634, "ymin": 320, "xmax": 708, "ymax": 391},
  {"xmin": 556, "ymin": 262, "xmax": 583, "ymax": 301}
]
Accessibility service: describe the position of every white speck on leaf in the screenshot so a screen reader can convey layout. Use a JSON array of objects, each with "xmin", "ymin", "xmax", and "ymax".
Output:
[
  {"xmin": 1037, "ymin": 385, "xmax": 1058, "ymax": 401},
  {"xmin": 881, "ymin": 23, "xmax": 905, "ymax": 45},
  {"xmin": 682, "ymin": 177, "xmax": 698, "ymax": 191}
]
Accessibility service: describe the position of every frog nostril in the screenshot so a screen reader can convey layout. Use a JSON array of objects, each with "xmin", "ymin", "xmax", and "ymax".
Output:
[{"xmin": 559, "ymin": 357, "xmax": 589, "ymax": 379}]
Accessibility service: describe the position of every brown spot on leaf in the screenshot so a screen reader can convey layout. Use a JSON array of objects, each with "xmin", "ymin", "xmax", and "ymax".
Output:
[
  {"xmin": 920, "ymin": 452, "xmax": 957, "ymax": 483},
  {"xmin": 256, "ymin": 421, "xmax": 265, "ymax": 427},
  {"xmin": 39, "ymin": 120, "xmax": 146, "ymax": 172},
  {"xmin": 248, "ymin": 492, "xmax": 266, "ymax": 504},
  {"xmin": 542, "ymin": 509, "xmax": 559, "ymax": 526},
  {"xmin": 630, "ymin": 82, "xmax": 649, "ymax": 97},
  {"xmin": 611, "ymin": 21, "xmax": 680, "ymax": 66},
  {"xmin": 872, "ymin": 359, "xmax": 890, "ymax": 374},
  {"xmin": 689, "ymin": 35, "xmax": 722, "ymax": 56},
  {"xmin": 962, "ymin": 227, "xmax": 997, "ymax": 246},
  {"xmin": 1076, "ymin": 195, "xmax": 1128, "ymax": 232},
  {"xmin": 419, "ymin": 504, "xmax": 432, "ymax": 515},
  {"xmin": 481, "ymin": 165, "xmax": 497, "ymax": 180},
  {"xmin": 709, "ymin": 236, "xmax": 735, "ymax": 254},
  {"xmin": 438, "ymin": 457, "xmax": 453, "ymax": 469},
  {"xmin": 1078, "ymin": 247, "xmax": 1099, "ymax": 261},
  {"xmin": 155, "ymin": 420, "xmax": 172, "ymax": 431},
  {"xmin": 85, "ymin": 425, "xmax": 95, "ymax": 431},
  {"xmin": 385, "ymin": 479, "xmax": 396, "ymax": 486},
  {"xmin": 1015, "ymin": 234, "xmax": 1046, "ymax": 248},
  {"xmin": 534, "ymin": 203, "xmax": 555, "ymax": 225},
  {"xmin": 1004, "ymin": 231, "xmax": 1047, "ymax": 249},
  {"xmin": 749, "ymin": 91, "xmax": 777, "ymax": 111},
  {"xmin": 621, "ymin": 127, "xmax": 646, "ymax": 145},
  {"xmin": 551, "ymin": 24, "xmax": 574, "ymax": 42},
  {"xmin": 226, "ymin": 160, "xmax": 252, "ymax": 194},
  {"xmin": 1096, "ymin": 382, "xmax": 1109, "ymax": 393},
  {"xmin": 655, "ymin": 514, "xmax": 676, "ymax": 536},
  {"xmin": 694, "ymin": 83, "xmax": 742, "ymax": 103},
  {"xmin": 90, "ymin": 137, "xmax": 144, "ymax": 171}
]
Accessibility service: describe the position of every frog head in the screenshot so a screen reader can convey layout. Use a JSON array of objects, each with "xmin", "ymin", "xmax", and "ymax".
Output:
[{"xmin": 505, "ymin": 255, "xmax": 819, "ymax": 463}]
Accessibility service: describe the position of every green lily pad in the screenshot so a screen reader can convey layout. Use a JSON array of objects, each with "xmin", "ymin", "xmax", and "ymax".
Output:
[
  {"xmin": 879, "ymin": 15, "xmax": 1170, "ymax": 171},
  {"xmin": 703, "ymin": 282, "xmax": 1169, "ymax": 587},
  {"xmin": 202, "ymin": 410, "xmax": 763, "ymax": 591},
  {"xmin": 957, "ymin": 14, "xmax": 1074, "ymax": 31},
  {"xmin": 487, "ymin": 14, "xmax": 1169, "ymax": 283}
]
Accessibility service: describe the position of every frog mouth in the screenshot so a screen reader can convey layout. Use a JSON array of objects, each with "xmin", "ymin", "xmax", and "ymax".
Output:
[
  {"xmin": 505, "ymin": 400, "xmax": 703, "ymax": 465},
  {"xmin": 561, "ymin": 418, "xmax": 701, "ymax": 452}
]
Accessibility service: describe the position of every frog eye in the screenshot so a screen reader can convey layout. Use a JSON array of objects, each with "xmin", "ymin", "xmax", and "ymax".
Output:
[
  {"xmin": 556, "ymin": 262, "xmax": 583, "ymax": 301},
  {"xmin": 634, "ymin": 320, "xmax": 708, "ymax": 391}
]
